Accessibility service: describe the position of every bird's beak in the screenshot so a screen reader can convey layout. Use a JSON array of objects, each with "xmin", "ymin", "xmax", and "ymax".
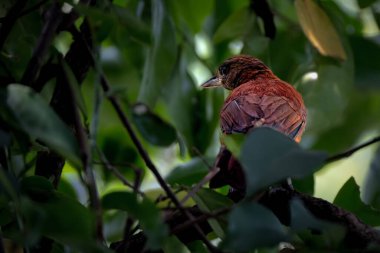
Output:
[{"xmin": 201, "ymin": 76, "xmax": 222, "ymax": 88}]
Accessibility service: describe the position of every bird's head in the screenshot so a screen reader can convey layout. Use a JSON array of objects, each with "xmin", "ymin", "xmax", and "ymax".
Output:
[{"xmin": 201, "ymin": 55, "xmax": 272, "ymax": 90}]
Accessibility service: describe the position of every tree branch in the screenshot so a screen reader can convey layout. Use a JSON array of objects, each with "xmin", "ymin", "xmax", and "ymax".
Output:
[
  {"xmin": 326, "ymin": 136, "xmax": 380, "ymax": 163},
  {"xmin": 21, "ymin": 1, "xmax": 63, "ymax": 85}
]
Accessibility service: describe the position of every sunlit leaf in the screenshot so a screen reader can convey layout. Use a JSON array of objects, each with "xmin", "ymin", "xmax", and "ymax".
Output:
[
  {"xmin": 239, "ymin": 128, "xmax": 327, "ymax": 195},
  {"xmin": 193, "ymin": 188, "xmax": 233, "ymax": 238},
  {"xmin": 334, "ymin": 177, "xmax": 380, "ymax": 226},
  {"xmin": 295, "ymin": 0, "xmax": 346, "ymax": 60},
  {"xmin": 102, "ymin": 191, "xmax": 169, "ymax": 249},
  {"xmin": 225, "ymin": 202, "xmax": 287, "ymax": 251},
  {"xmin": 0, "ymin": 84, "xmax": 81, "ymax": 168},
  {"xmin": 166, "ymin": 157, "xmax": 213, "ymax": 186},
  {"xmin": 132, "ymin": 103, "xmax": 177, "ymax": 147}
]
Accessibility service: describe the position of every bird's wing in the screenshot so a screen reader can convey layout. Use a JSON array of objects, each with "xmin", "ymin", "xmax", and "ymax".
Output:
[{"xmin": 220, "ymin": 94, "xmax": 305, "ymax": 140}]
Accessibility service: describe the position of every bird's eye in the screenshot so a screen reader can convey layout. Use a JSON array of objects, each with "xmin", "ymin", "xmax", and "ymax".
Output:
[{"xmin": 219, "ymin": 65, "xmax": 229, "ymax": 76}]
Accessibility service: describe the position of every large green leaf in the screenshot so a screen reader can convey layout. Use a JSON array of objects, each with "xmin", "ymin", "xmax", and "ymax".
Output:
[
  {"xmin": 231, "ymin": 128, "xmax": 327, "ymax": 195},
  {"xmin": 102, "ymin": 191, "xmax": 168, "ymax": 249},
  {"xmin": 166, "ymin": 157, "xmax": 213, "ymax": 186},
  {"xmin": 193, "ymin": 188, "xmax": 233, "ymax": 238},
  {"xmin": 334, "ymin": 177, "xmax": 380, "ymax": 226},
  {"xmin": 363, "ymin": 147, "xmax": 380, "ymax": 209},
  {"xmin": 0, "ymin": 84, "xmax": 81, "ymax": 168},
  {"xmin": 138, "ymin": 0, "xmax": 177, "ymax": 106},
  {"xmin": 357, "ymin": 0, "xmax": 378, "ymax": 8},
  {"xmin": 225, "ymin": 202, "xmax": 287, "ymax": 251}
]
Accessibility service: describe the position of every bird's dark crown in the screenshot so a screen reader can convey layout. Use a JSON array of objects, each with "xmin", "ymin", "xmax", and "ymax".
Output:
[{"xmin": 217, "ymin": 55, "xmax": 273, "ymax": 90}]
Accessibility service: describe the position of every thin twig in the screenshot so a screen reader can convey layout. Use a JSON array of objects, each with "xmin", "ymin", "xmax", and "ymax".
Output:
[
  {"xmin": 62, "ymin": 61, "xmax": 104, "ymax": 243},
  {"xmin": 94, "ymin": 147, "xmax": 145, "ymax": 196},
  {"xmin": 180, "ymin": 167, "xmax": 220, "ymax": 205},
  {"xmin": 71, "ymin": 28, "xmax": 220, "ymax": 252},
  {"xmin": 326, "ymin": 136, "xmax": 380, "ymax": 163},
  {"xmin": 100, "ymin": 76, "xmax": 221, "ymax": 253}
]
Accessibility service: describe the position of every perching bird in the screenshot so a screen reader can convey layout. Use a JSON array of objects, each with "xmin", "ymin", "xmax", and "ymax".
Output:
[{"xmin": 201, "ymin": 55, "xmax": 306, "ymax": 199}]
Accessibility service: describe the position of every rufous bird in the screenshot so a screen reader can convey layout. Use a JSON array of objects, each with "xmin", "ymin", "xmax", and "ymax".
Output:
[{"xmin": 201, "ymin": 55, "xmax": 307, "ymax": 199}]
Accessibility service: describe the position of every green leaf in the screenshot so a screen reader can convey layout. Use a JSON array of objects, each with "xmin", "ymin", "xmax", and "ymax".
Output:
[
  {"xmin": 225, "ymin": 202, "xmax": 287, "ymax": 251},
  {"xmin": 193, "ymin": 188, "xmax": 233, "ymax": 238},
  {"xmin": 213, "ymin": 7, "xmax": 251, "ymax": 43},
  {"xmin": 363, "ymin": 147, "xmax": 380, "ymax": 209},
  {"xmin": 239, "ymin": 128, "xmax": 327, "ymax": 195},
  {"xmin": 295, "ymin": 0, "xmax": 346, "ymax": 60},
  {"xmin": 334, "ymin": 177, "xmax": 380, "ymax": 226},
  {"xmin": 166, "ymin": 157, "xmax": 213, "ymax": 186},
  {"xmin": 167, "ymin": 0, "xmax": 214, "ymax": 33},
  {"xmin": 0, "ymin": 84, "xmax": 81, "ymax": 168},
  {"xmin": 293, "ymin": 175, "xmax": 314, "ymax": 195},
  {"xmin": 102, "ymin": 191, "xmax": 169, "ymax": 249},
  {"xmin": 138, "ymin": 0, "xmax": 177, "ymax": 106},
  {"xmin": 162, "ymin": 236, "xmax": 187, "ymax": 253},
  {"xmin": 290, "ymin": 199, "xmax": 345, "ymax": 248},
  {"xmin": 132, "ymin": 103, "xmax": 177, "ymax": 147}
]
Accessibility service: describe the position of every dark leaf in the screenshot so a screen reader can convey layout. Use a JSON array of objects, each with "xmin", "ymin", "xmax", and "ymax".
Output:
[
  {"xmin": 225, "ymin": 202, "xmax": 287, "ymax": 251},
  {"xmin": 350, "ymin": 36, "xmax": 380, "ymax": 89},
  {"xmin": 132, "ymin": 103, "xmax": 177, "ymax": 147},
  {"xmin": 166, "ymin": 157, "xmax": 213, "ymax": 186},
  {"xmin": 233, "ymin": 128, "xmax": 327, "ymax": 195},
  {"xmin": 0, "ymin": 84, "xmax": 81, "ymax": 168},
  {"xmin": 334, "ymin": 177, "xmax": 380, "ymax": 226}
]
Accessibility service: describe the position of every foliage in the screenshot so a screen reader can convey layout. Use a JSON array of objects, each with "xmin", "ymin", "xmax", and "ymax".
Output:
[{"xmin": 1, "ymin": 0, "xmax": 380, "ymax": 252}]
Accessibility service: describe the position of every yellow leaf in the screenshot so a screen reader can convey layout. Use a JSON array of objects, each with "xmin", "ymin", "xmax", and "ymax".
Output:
[{"xmin": 295, "ymin": 0, "xmax": 347, "ymax": 60}]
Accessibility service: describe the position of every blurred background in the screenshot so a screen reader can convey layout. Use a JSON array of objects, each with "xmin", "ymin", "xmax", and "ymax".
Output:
[
  {"xmin": 51, "ymin": 0, "xmax": 380, "ymax": 202},
  {"xmin": 2, "ymin": 0, "xmax": 380, "ymax": 244}
]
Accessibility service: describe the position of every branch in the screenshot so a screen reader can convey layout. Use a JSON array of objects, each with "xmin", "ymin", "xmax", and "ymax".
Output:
[
  {"xmin": 21, "ymin": 2, "xmax": 63, "ymax": 86},
  {"xmin": 62, "ymin": 60, "xmax": 104, "ymax": 242},
  {"xmin": 99, "ymin": 75, "xmax": 221, "ymax": 253},
  {"xmin": 326, "ymin": 136, "xmax": 380, "ymax": 163}
]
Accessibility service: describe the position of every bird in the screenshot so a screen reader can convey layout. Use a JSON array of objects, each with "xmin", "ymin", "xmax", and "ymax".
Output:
[{"xmin": 201, "ymin": 55, "xmax": 307, "ymax": 200}]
